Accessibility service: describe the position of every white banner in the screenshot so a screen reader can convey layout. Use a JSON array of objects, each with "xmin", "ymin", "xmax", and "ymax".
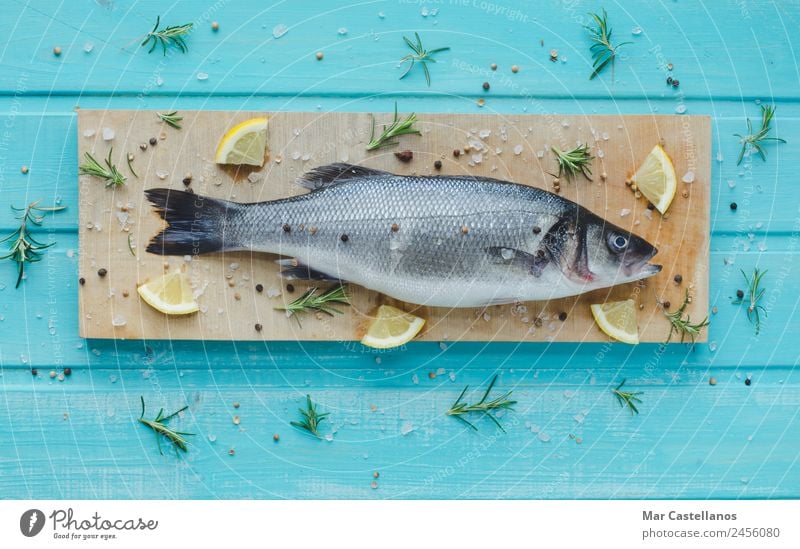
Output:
[{"xmin": 2, "ymin": 500, "xmax": 798, "ymax": 548}]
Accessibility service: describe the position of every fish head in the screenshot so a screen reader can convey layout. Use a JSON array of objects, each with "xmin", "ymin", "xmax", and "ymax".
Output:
[
  {"xmin": 541, "ymin": 208, "xmax": 661, "ymax": 291},
  {"xmin": 583, "ymin": 219, "xmax": 662, "ymax": 286}
]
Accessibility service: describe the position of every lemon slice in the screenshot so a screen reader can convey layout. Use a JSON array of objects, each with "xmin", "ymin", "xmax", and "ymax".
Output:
[
  {"xmin": 361, "ymin": 305, "xmax": 426, "ymax": 349},
  {"xmin": 215, "ymin": 117, "xmax": 268, "ymax": 166},
  {"xmin": 631, "ymin": 144, "xmax": 677, "ymax": 214},
  {"xmin": 590, "ymin": 299, "xmax": 639, "ymax": 344},
  {"xmin": 137, "ymin": 271, "xmax": 199, "ymax": 315}
]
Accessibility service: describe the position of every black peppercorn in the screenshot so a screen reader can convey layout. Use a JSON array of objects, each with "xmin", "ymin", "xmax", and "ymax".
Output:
[
  {"xmin": 663, "ymin": 301, "xmax": 671, "ymax": 309},
  {"xmin": 286, "ymin": 283, "xmax": 295, "ymax": 293},
  {"xmin": 736, "ymin": 289, "xmax": 744, "ymax": 299},
  {"xmin": 453, "ymin": 149, "xmax": 461, "ymax": 157},
  {"xmin": 671, "ymin": 79, "xmax": 680, "ymax": 87},
  {"xmin": 434, "ymin": 160, "xmax": 442, "ymax": 170},
  {"xmin": 674, "ymin": 274, "xmax": 683, "ymax": 284},
  {"xmin": 182, "ymin": 177, "xmax": 192, "ymax": 186},
  {"xmin": 79, "ymin": 277, "xmax": 86, "ymax": 285},
  {"xmin": 666, "ymin": 76, "xmax": 673, "ymax": 85},
  {"xmin": 31, "ymin": 368, "xmax": 38, "ymax": 376},
  {"xmin": 64, "ymin": 368, "xmax": 72, "ymax": 376},
  {"xmin": 149, "ymin": 137, "xmax": 157, "ymax": 146},
  {"xmin": 647, "ymin": 202, "xmax": 656, "ymax": 210},
  {"xmin": 255, "ymin": 323, "xmax": 263, "ymax": 332},
  {"xmin": 97, "ymin": 268, "xmax": 107, "ymax": 277},
  {"xmin": 558, "ymin": 311, "xmax": 568, "ymax": 321},
  {"xmin": 255, "ymin": 284, "xmax": 263, "ymax": 293},
  {"xmin": 532, "ymin": 226, "xmax": 541, "ymax": 234},
  {"xmin": 730, "ymin": 202, "xmax": 738, "ymax": 211},
  {"xmin": 482, "ymin": 81, "xmax": 490, "ymax": 90},
  {"xmin": 745, "ymin": 378, "xmax": 751, "ymax": 386},
  {"xmin": 282, "ymin": 223, "xmax": 291, "ymax": 233},
  {"xmin": 340, "ymin": 234, "xmax": 349, "ymax": 242}
]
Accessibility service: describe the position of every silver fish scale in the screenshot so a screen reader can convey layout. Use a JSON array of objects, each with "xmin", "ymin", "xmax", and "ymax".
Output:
[{"xmin": 228, "ymin": 174, "xmax": 574, "ymax": 306}]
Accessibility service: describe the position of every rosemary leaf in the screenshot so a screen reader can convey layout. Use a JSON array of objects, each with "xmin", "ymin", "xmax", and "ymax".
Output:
[
  {"xmin": 366, "ymin": 103, "xmax": 421, "ymax": 151},
  {"xmin": 127, "ymin": 233, "xmax": 136, "ymax": 257},
  {"xmin": 126, "ymin": 152, "xmax": 138, "ymax": 178},
  {"xmin": 274, "ymin": 285, "xmax": 350, "ymax": 326},
  {"xmin": 733, "ymin": 268, "xmax": 767, "ymax": 335},
  {"xmin": 157, "ymin": 111, "xmax": 183, "ymax": 129},
  {"xmin": 612, "ymin": 379, "xmax": 643, "ymax": 415},
  {"xmin": 79, "ymin": 149, "xmax": 127, "ymax": 187},
  {"xmin": 137, "ymin": 396, "xmax": 194, "ymax": 456},
  {"xmin": 664, "ymin": 289, "xmax": 709, "ymax": 344},
  {"xmin": 734, "ymin": 105, "xmax": 785, "ymax": 165},
  {"xmin": 446, "ymin": 375, "xmax": 516, "ymax": 432},
  {"xmin": 585, "ymin": 9, "xmax": 631, "ymax": 80},
  {"xmin": 290, "ymin": 394, "xmax": 330, "ymax": 438},
  {"xmin": 551, "ymin": 143, "xmax": 594, "ymax": 182},
  {"xmin": 399, "ymin": 32, "xmax": 449, "ymax": 86},
  {"xmin": 0, "ymin": 201, "xmax": 66, "ymax": 288},
  {"xmin": 141, "ymin": 16, "xmax": 193, "ymax": 55}
]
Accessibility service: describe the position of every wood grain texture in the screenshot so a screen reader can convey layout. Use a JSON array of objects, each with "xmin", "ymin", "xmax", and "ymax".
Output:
[
  {"xmin": 0, "ymin": 0, "xmax": 798, "ymax": 500},
  {"xmin": 77, "ymin": 110, "xmax": 710, "ymax": 343}
]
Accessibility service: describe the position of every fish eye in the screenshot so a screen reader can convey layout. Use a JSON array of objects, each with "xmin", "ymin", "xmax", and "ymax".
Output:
[{"xmin": 608, "ymin": 233, "xmax": 629, "ymax": 253}]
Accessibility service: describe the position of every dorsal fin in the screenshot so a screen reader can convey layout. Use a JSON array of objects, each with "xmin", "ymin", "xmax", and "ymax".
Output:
[{"xmin": 296, "ymin": 163, "xmax": 391, "ymax": 191}]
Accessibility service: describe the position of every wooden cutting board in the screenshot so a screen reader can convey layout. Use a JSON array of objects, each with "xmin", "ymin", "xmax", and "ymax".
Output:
[{"xmin": 77, "ymin": 110, "xmax": 710, "ymax": 343}]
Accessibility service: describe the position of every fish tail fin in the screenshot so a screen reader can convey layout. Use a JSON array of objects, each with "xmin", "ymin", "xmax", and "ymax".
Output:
[{"xmin": 145, "ymin": 189, "xmax": 241, "ymax": 256}]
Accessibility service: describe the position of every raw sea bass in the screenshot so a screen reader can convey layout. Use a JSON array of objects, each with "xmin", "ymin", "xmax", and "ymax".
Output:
[{"xmin": 145, "ymin": 163, "xmax": 661, "ymax": 307}]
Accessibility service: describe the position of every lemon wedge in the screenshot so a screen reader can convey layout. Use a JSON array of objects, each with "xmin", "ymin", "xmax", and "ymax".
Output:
[
  {"xmin": 215, "ymin": 117, "xmax": 268, "ymax": 166},
  {"xmin": 361, "ymin": 305, "xmax": 426, "ymax": 349},
  {"xmin": 137, "ymin": 271, "xmax": 199, "ymax": 315},
  {"xmin": 590, "ymin": 299, "xmax": 639, "ymax": 344},
  {"xmin": 631, "ymin": 144, "xmax": 677, "ymax": 214}
]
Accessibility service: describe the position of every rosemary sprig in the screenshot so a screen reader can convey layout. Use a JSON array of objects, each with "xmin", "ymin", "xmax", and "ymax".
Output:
[
  {"xmin": 137, "ymin": 396, "xmax": 194, "ymax": 456},
  {"xmin": 551, "ymin": 144, "xmax": 594, "ymax": 182},
  {"xmin": 664, "ymin": 289, "xmax": 709, "ymax": 344},
  {"xmin": 275, "ymin": 285, "xmax": 349, "ymax": 325},
  {"xmin": 290, "ymin": 395, "xmax": 329, "ymax": 438},
  {"xmin": 399, "ymin": 32, "xmax": 450, "ymax": 86},
  {"xmin": 734, "ymin": 105, "xmax": 785, "ymax": 165},
  {"xmin": 612, "ymin": 379, "xmax": 642, "ymax": 415},
  {"xmin": 366, "ymin": 103, "xmax": 421, "ymax": 151},
  {"xmin": 446, "ymin": 375, "xmax": 516, "ymax": 432},
  {"xmin": 0, "ymin": 201, "xmax": 66, "ymax": 288},
  {"xmin": 79, "ymin": 149, "xmax": 127, "ymax": 187},
  {"xmin": 585, "ymin": 9, "xmax": 631, "ymax": 80},
  {"xmin": 733, "ymin": 268, "xmax": 767, "ymax": 335},
  {"xmin": 157, "ymin": 111, "xmax": 183, "ymax": 129},
  {"xmin": 141, "ymin": 16, "xmax": 193, "ymax": 55}
]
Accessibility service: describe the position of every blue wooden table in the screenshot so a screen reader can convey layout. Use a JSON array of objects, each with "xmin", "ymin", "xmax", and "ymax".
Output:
[{"xmin": 1, "ymin": 0, "xmax": 799, "ymax": 499}]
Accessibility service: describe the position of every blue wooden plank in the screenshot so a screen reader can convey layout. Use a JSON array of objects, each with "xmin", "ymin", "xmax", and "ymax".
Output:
[
  {"xmin": 1, "ymin": 366, "xmax": 798, "ymax": 499},
  {"xmin": 1, "ymin": 1, "xmax": 798, "ymax": 99},
  {"xmin": 1, "ymin": 0, "xmax": 799, "ymax": 500}
]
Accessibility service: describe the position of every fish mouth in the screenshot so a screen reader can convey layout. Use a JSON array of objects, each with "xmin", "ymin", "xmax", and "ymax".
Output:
[{"xmin": 623, "ymin": 247, "xmax": 662, "ymax": 278}]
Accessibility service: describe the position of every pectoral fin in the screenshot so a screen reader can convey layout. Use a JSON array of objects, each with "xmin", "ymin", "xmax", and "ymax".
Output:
[
  {"xmin": 485, "ymin": 247, "xmax": 549, "ymax": 278},
  {"xmin": 276, "ymin": 259, "xmax": 343, "ymax": 282}
]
